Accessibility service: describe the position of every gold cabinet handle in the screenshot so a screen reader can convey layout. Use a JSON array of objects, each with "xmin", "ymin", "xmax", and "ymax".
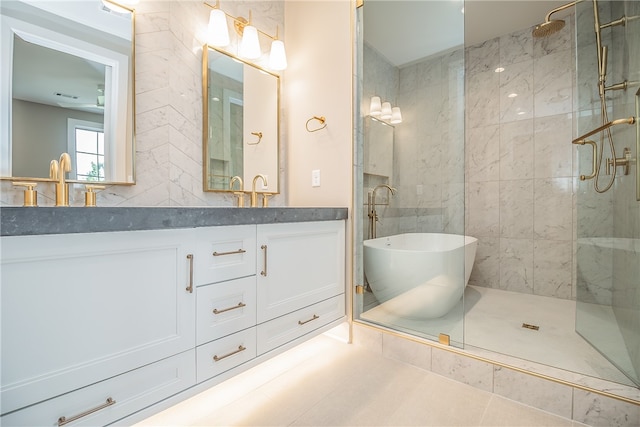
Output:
[
  {"xmin": 212, "ymin": 249, "xmax": 246, "ymax": 256},
  {"xmin": 298, "ymin": 314, "xmax": 319, "ymax": 325},
  {"xmin": 186, "ymin": 254, "xmax": 194, "ymax": 293},
  {"xmin": 213, "ymin": 302, "xmax": 246, "ymax": 315},
  {"xmin": 260, "ymin": 245, "xmax": 267, "ymax": 276},
  {"xmin": 213, "ymin": 345, "xmax": 246, "ymax": 362},
  {"xmin": 57, "ymin": 397, "xmax": 116, "ymax": 426}
]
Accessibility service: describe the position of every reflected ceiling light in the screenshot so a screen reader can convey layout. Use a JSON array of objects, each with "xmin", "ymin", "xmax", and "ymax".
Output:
[
  {"xmin": 369, "ymin": 96, "xmax": 382, "ymax": 116},
  {"xmin": 380, "ymin": 102, "xmax": 393, "ymax": 120},
  {"xmin": 205, "ymin": 1, "xmax": 287, "ymax": 70},
  {"xmin": 390, "ymin": 107, "xmax": 403, "ymax": 124},
  {"xmin": 508, "ymin": 93, "xmax": 518, "ymax": 98},
  {"xmin": 495, "ymin": 67, "xmax": 505, "ymax": 73}
]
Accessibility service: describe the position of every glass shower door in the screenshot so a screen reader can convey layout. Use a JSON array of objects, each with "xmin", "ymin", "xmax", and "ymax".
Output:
[{"xmin": 574, "ymin": 0, "xmax": 640, "ymax": 386}]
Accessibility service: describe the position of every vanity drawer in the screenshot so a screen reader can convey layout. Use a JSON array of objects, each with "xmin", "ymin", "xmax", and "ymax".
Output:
[
  {"xmin": 257, "ymin": 294, "xmax": 345, "ymax": 355},
  {"xmin": 196, "ymin": 327, "xmax": 257, "ymax": 383},
  {"xmin": 193, "ymin": 225, "xmax": 257, "ymax": 286},
  {"xmin": 0, "ymin": 350, "xmax": 195, "ymax": 427},
  {"xmin": 196, "ymin": 276, "xmax": 257, "ymax": 346}
]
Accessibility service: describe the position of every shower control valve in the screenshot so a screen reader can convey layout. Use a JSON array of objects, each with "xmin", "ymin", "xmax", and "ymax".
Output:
[{"xmin": 606, "ymin": 147, "xmax": 633, "ymax": 176}]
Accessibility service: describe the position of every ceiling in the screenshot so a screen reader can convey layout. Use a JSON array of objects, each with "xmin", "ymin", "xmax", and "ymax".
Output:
[{"xmin": 364, "ymin": 0, "xmax": 571, "ymax": 67}]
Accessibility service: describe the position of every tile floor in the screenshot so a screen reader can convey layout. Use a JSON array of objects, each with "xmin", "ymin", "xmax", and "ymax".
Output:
[{"xmin": 136, "ymin": 334, "xmax": 589, "ymax": 426}]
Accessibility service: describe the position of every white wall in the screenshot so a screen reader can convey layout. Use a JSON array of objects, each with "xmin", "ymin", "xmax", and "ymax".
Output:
[{"xmin": 284, "ymin": 1, "xmax": 353, "ymax": 208}]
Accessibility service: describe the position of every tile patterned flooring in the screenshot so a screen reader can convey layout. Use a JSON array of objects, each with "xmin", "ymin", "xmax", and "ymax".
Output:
[{"xmin": 136, "ymin": 334, "xmax": 589, "ymax": 427}]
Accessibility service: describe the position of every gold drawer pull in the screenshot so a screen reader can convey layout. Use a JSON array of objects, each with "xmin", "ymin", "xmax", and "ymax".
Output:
[
  {"xmin": 261, "ymin": 245, "xmax": 267, "ymax": 276},
  {"xmin": 57, "ymin": 397, "xmax": 116, "ymax": 426},
  {"xmin": 213, "ymin": 345, "xmax": 246, "ymax": 362},
  {"xmin": 213, "ymin": 302, "xmax": 246, "ymax": 315},
  {"xmin": 186, "ymin": 254, "xmax": 194, "ymax": 293},
  {"xmin": 212, "ymin": 249, "xmax": 246, "ymax": 256},
  {"xmin": 298, "ymin": 314, "xmax": 319, "ymax": 325}
]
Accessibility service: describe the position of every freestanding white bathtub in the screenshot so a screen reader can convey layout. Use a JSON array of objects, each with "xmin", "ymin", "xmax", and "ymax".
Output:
[{"xmin": 364, "ymin": 233, "xmax": 478, "ymax": 319}]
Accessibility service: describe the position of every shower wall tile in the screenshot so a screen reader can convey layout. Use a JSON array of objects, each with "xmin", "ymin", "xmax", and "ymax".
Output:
[
  {"xmin": 468, "ymin": 237, "xmax": 500, "ymax": 288},
  {"xmin": 499, "ymin": 119, "xmax": 534, "ymax": 180},
  {"xmin": 534, "ymin": 113, "xmax": 573, "ymax": 178},
  {"xmin": 533, "ymin": 13, "xmax": 573, "ymax": 58},
  {"xmin": 499, "ymin": 180, "xmax": 534, "ymax": 238},
  {"xmin": 572, "ymin": 389, "xmax": 640, "ymax": 427},
  {"xmin": 499, "ymin": 59, "xmax": 534, "ymax": 122},
  {"xmin": 431, "ymin": 347, "xmax": 493, "ymax": 392},
  {"xmin": 466, "ymin": 70, "xmax": 500, "ymax": 128},
  {"xmin": 533, "ymin": 239, "xmax": 573, "ymax": 299},
  {"xmin": 466, "ymin": 181, "xmax": 500, "ymax": 238},
  {"xmin": 499, "ymin": 27, "xmax": 533, "ymax": 66},
  {"xmin": 466, "ymin": 125, "xmax": 500, "ymax": 182},
  {"xmin": 534, "ymin": 178, "xmax": 574, "ymax": 241},
  {"xmin": 466, "ymin": 37, "xmax": 500, "ymax": 76},
  {"xmin": 499, "ymin": 238, "xmax": 534, "ymax": 294},
  {"xmin": 382, "ymin": 334, "xmax": 432, "ymax": 372},
  {"xmin": 533, "ymin": 50, "xmax": 574, "ymax": 117},
  {"xmin": 493, "ymin": 366, "xmax": 573, "ymax": 419}
]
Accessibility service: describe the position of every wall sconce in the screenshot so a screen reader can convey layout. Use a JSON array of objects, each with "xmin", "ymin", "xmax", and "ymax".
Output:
[
  {"xmin": 205, "ymin": 1, "xmax": 287, "ymax": 71},
  {"xmin": 369, "ymin": 96, "xmax": 402, "ymax": 124}
]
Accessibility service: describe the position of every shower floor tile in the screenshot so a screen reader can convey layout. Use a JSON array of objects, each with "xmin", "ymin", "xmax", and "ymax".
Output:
[{"xmin": 361, "ymin": 285, "xmax": 634, "ymax": 386}]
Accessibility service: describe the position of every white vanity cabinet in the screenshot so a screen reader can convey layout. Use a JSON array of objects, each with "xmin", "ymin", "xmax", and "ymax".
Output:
[
  {"xmin": 256, "ymin": 221, "xmax": 345, "ymax": 353},
  {"xmin": 0, "ymin": 229, "xmax": 196, "ymax": 424},
  {"xmin": 0, "ymin": 216, "xmax": 346, "ymax": 426}
]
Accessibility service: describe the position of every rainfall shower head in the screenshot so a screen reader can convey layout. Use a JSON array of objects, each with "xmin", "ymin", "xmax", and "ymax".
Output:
[
  {"xmin": 532, "ymin": 0, "xmax": 581, "ymax": 38},
  {"xmin": 532, "ymin": 19, "xmax": 566, "ymax": 38}
]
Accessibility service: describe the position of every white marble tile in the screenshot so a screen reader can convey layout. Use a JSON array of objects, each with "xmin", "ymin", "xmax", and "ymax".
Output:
[
  {"xmin": 468, "ymin": 237, "xmax": 500, "ymax": 288},
  {"xmin": 499, "ymin": 119, "xmax": 534, "ymax": 180},
  {"xmin": 500, "ymin": 238, "xmax": 534, "ymax": 294},
  {"xmin": 481, "ymin": 395, "xmax": 573, "ymax": 426},
  {"xmin": 533, "ymin": 50, "xmax": 573, "ymax": 117},
  {"xmin": 534, "ymin": 113, "xmax": 573, "ymax": 178},
  {"xmin": 572, "ymin": 389, "xmax": 640, "ymax": 427},
  {"xmin": 466, "ymin": 125, "xmax": 500, "ymax": 182},
  {"xmin": 466, "ymin": 38, "xmax": 500, "ymax": 76},
  {"xmin": 431, "ymin": 347, "xmax": 494, "ymax": 392},
  {"xmin": 534, "ymin": 239, "xmax": 573, "ymax": 299},
  {"xmin": 499, "ymin": 59, "xmax": 534, "ymax": 122},
  {"xmin": 135, "ymin": 87, "xmax": 170, "ymax": 115},
  {"xmin": 466, "ymin": 181, "xmax": 500, "ymax": 238},
  {"xmin": 534, "ymin": 178, "xmax": 574, "ymax": 241},
  {"xmin": 493, "ymin": 366, "xmax": 573, "ymax": 419},
  {"xmin": 533, "ymin": 13, "xmax": 573, "ymax": 58},
  {"xmin": 466, "ymin": 70, "xmax": 500, "ymax": 128},
  {"xmin": 500, "ymin": 27, "xmax": 533, "ymax": 66},
  {"xmin": 135, "ymin": 11, "xmax": 170, "ymax": 35},
  {"xmin": 499, "ymin": 180, "xmax": 534, "ymax": 239}
]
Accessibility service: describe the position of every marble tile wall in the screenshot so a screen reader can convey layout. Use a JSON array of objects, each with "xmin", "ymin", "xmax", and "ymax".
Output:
[
  {"xmin": 0, "ymin": 0, "xmax": 285, "ymax": 207},
  {"xmin": 465, "ymin": 16, "xmax": 577, "ymax": 299},
  {"xmin": 353, "ymin": 323, "xmax": 640, "ymax": 427}
]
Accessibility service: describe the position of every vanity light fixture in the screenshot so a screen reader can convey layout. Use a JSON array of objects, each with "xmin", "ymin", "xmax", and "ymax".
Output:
[
  {"xmin": 369, "ymin": 96, "xmax": 382, "ymax": 116},
  {"xmin": 380, "ymin": 102, "xmax": 393, "ymax": 120},
  {"xmin": 205, "ymin": 1, "xmax": 287, "ymax": 70},
  {"xmin": 390, "ymin": 107, "xmax": 403, "ymax": 124}
]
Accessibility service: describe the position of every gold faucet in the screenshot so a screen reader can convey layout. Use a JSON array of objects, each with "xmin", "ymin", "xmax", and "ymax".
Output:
[
  {"xmin": 230, "ymin": 176, "xmax": 245, "ymax": 207},
  {"xmin": 50, "ymin": 153, "xmax": 72, "ymax": 206},
  {"xmin": 251, "ymin": 174, "xmax": 268, "ymax": 207},
  {"xmin": 368, "ymin": 184, "xmax": 397, "ymax": 239}
]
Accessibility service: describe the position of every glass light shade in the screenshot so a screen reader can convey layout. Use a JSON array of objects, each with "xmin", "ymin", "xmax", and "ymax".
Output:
[
  {"xmin": 380, "ymin": 102, "xmax": 392, "ymax": 119},
  {"xmin": 239, "ymin": 25, "xmax": 261, "ymax": 59},
  {"xmin": 390, "ymin": 107, "xmax": 403, "ymax": 124},
  {"xmin": 369, "ymin": 96, "xmax": 382, "ymax": 116},
  {"xmin": 208, "ymin": 9, "xmax": 230, "ymax": 47},
  {"xmin": 268, "ymin": 40, "xmax": 287, "ymax": 71}
]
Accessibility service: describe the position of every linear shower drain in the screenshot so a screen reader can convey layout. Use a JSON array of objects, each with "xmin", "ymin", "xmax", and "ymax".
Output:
[{"xmin": 522, "ymin": 323, "xmax": 540, "ymax": 331}]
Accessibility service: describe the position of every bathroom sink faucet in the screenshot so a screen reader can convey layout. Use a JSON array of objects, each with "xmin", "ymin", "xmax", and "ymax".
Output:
[
  {"xmin": 368, "ymin": 184, "xmax": 396, "ymax": 239},
  {"xmin": 230, "ymin": 176, "xmax": 245, "ymax": 207},
  {"xmin": 251, "ymin": 174, "xmax": 268, "ymax": 207},
  {"xmin": 50, "ymin": 153, "xmax": 72, "ymax": 207}
]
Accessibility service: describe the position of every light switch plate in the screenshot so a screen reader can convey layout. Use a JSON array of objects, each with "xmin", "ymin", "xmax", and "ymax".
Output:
[{"xmin": 311, "ymin": 170, "xmax": 321, "ymax": 187}]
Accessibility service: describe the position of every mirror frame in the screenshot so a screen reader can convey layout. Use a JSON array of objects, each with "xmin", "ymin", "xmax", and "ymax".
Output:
[
  {"xmin": 202, "ymin": 44, "xmax": 280, "ymax": 193},
  {"xmin": 0, "ymin": 0, "xmax": 136, "ymax": 185}
]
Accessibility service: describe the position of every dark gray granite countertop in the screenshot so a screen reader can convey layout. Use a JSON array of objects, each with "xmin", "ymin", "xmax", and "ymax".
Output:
[{"xmin": 0, "ymin": 207, "xmax": 348, "ymax": 236}]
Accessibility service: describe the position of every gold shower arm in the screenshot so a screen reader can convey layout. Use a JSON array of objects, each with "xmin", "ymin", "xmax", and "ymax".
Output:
[
  {"xmin": 572, "ymin": 116, "xmax": 636, "ymax": 144},
  {"xmin": 544, "ymin": 0, "xmax": 581, "ymax": 22}
]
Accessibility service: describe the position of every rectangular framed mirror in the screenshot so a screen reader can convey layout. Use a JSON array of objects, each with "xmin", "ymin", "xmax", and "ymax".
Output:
[
  {"xmin": 203, "ymin": 45, "xmax": 279, "ymax": 193},
  {"xmin": 0, "ymin": 0, "xmax": 135, "ymax": 184}
]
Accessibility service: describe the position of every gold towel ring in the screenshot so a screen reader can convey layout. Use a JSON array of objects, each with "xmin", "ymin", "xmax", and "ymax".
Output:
[
  {"xmin": 247, "ymin": 131, "xmax": 263, "ymax": 145},
  {"xmin": 306, "ymin": 116, "xmax": 326, "ymax": 132}
]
